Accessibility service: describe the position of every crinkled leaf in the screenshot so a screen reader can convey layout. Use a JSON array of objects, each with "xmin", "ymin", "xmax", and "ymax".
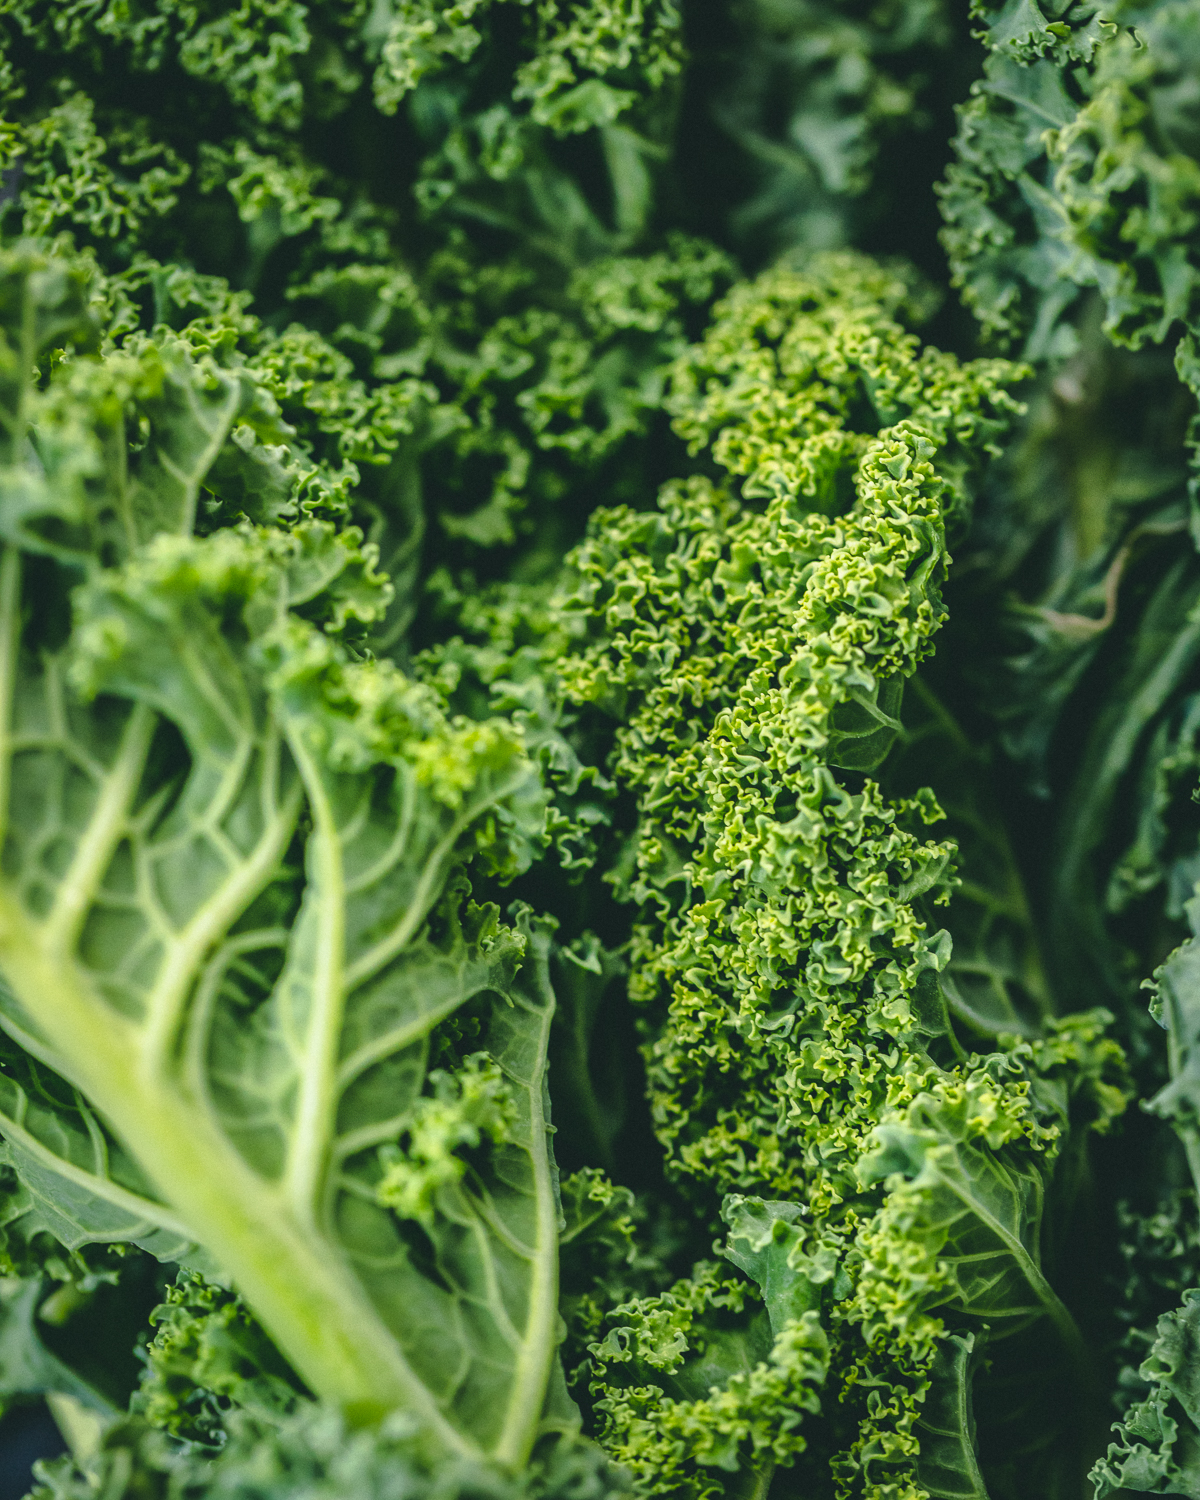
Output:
[
  {"xmin": 0, "ymin": 246, "xmax": 566, "ymax": 1468},
  {"xmin": 1092, "ymin": 1289, "xmax": 1200, "ymax": 1499}
]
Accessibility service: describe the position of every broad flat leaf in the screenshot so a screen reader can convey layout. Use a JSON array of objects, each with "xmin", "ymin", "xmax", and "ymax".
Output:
[
  {"xmin": 722, "ymin": 1197, "xmax": 820, "ymax": 1335},
  {"xmin": 331, "ymin": 913, "xmax": 566, "ymax": 1462},
  {"xmin": 0, "ymin": 1038, "xmax": 195, "ymax": 1263},
  {"xmin": 915, "ymin": 1333, "xmax": 990, "ymax": 1500},
  {"xmin": 858, "ymin": 1100, "xmax": 1080, "ymax": 1352},
  {"xmin": 0, "ymin": 245, "xmax": 564, "ymax": 1466},
  {"xmin": 548, "ymin": 935, "xmax": 627, "ymax": 1176},
  {"xmin": 1045, "ymin": 552, "xmax": 1200, "ymax": 1016}
]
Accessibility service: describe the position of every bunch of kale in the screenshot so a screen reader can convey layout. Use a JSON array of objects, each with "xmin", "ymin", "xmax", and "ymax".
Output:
[{"xmin": 0, "ymin": 3, "xmax": 1196, "ymax": 1499}]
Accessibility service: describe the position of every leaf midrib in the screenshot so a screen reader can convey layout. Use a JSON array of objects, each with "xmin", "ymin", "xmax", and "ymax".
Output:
[{"xmin": 925, "ymin": 1154, "xmax": 1085, "ymax": 1365}]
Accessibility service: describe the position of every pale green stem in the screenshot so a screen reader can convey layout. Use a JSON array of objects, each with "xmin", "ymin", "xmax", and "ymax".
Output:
[
  {"xmin": 0, "ymin": 900, "xmax": 477, "ymax": 1456},
  {"xmin": 493, "ymin": 980, "xmax": 560, "ymax": 1470},
  {"xmin": 745, "ymin": 1464, "xmax": 775, "ymax": 1500},
  {"xmin": 282, "ymin": 729, "xmax": 347, "ymax": 1229},
  {"xmin": 43, "ymin": 703, "xmax": 155, "ymax": 957}
]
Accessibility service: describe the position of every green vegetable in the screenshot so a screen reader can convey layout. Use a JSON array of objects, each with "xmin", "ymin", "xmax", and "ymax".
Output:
[
  {"xmin": 0, "ymin": 239, "xmax": 573, "ymax": 1462},
  {"xmin": 0, "ymin": 3, "xmax": 1199, "ymax": 1500}
]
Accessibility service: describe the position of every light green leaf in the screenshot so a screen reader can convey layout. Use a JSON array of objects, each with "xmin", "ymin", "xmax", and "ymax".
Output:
[
  {"xmin": 0, "ymin": 295, "xmax": 250, "ymax": 561},
  {"xmin": 0, "ymin": 1039, "xmax": 195, "ymax": 1263},
  {"xmin": 0, "ymin": 244, "xmax": 564, "ymax": 1465},
  {"xmin": 857, "ymin": 1093, "xmax": 1082, "ymax": 1354},
  {"xmin": 983, "ymin": 0, "xmax": 1052, "ymax": 53},
  {"xmin": 721, "ymin": 1197, "xmax": 819, "ymax": 1336}
]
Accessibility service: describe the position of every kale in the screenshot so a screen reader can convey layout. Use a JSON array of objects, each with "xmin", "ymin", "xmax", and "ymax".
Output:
[{"xmin": 0, "ymin": 4, "xmax": 1198, "ymax": 1500}]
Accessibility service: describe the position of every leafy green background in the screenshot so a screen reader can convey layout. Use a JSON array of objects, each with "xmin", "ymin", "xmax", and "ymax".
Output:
[{"xmin": 0, "ymin": 3, "xmax": 1197, "ymax": 1500}]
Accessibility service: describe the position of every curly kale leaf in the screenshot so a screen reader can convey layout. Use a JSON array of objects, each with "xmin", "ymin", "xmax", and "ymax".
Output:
[
  {"xmin": 585, "ymin": 1205, "xmax": 828, "ymax": 1500},
  {"xmin": 557, "ymin": 252, "xmax": 1027, "ymax": 1210},
  {"xmin": 855, "ymin": 1017, "xmax": 1128, "ymax": 1361},
  {"xmin": 0, "ymin": 239, "xmax": 578, "ymax": 1468},
  {"xmin": 365, "ymin": 0, "xmax": 685, "ymax": 134},
  {"xmin": 940, "ymin": 0, "xmax": 1200, "ymax": 361},
  {"xmin": 538, "ymin": 249, "xmax": 1130, "ymax": 1494},
  {"xmin": 938, "ymin": 2, "xmax": 1109, "ymax": 357},
  {"xmin": 133, "ymin": 1272, "xmax": 302, "ymax": 1448},
  {"xmin": 1092, "ymin": 1289, "xmax": 1200, "ymax": 1499},
  {"xmin": 0, "ymin": 0, "xmax": 734, "ymax": 619},
  {"xmin": 1077, "ymin": 883, "xmax": 1200, "ymax": 1496},
  {"xmin": 28, "ymin": 1406, "xmax": 632, "ymax": 1500},
  {"xmin": 937, "ymin": 82, "xmax": 1200, "ymax": 1021},
  {"xmin": 700, "ymin": 0, "xmax": 960, "ymax": 258}
]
